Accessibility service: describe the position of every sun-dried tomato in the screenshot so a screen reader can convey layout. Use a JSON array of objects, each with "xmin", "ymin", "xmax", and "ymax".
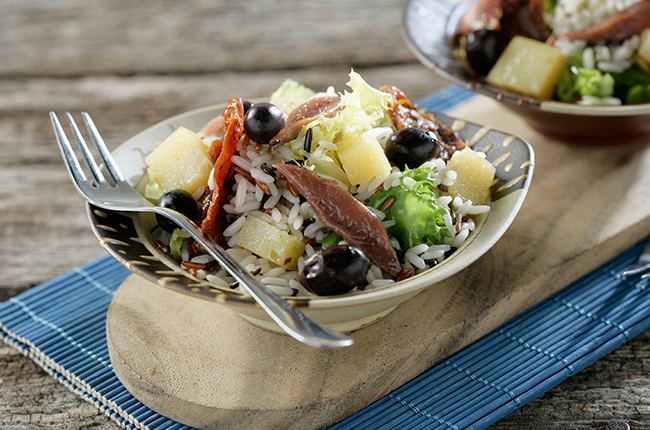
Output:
[
  {"xmin": 200, "ymin": 98, "xmax": 245, "ymax": 247},
  {"xmin": 380, "ymin": 85, "xmax": 466, "ymax": 161}
]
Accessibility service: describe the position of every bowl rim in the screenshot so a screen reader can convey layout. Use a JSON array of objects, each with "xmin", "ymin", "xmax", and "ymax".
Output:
[
  {"xmin": 98, "ymin": 100, "xmax": 534, "ymax": 309},
  {"xmin": 401, "ymin": 0, "xmax": 650, "ymax": 117}
]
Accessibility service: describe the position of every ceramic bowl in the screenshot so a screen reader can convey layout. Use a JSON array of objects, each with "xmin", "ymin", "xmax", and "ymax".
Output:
[
  {"xmin": 88, "ymin": 102, "xmax": 534, "ymax": 334},
  {"xmin": 402, "ymin": 0, "xmax": 650, "ymax": 146}
]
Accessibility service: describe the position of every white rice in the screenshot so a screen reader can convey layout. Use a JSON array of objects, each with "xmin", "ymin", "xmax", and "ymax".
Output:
[{"xmin": 551, "ymin": 0, "xmax": 642, "ymax": 34}]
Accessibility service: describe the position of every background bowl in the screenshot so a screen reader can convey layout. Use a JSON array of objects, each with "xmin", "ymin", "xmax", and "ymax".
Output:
[
  {"xmin": 402, "ymin": 0, "xmax": 650, "ymax": 146},
  {"xmin": 88, "ymin": 102, "xmax": 534, "ymax": 333}
]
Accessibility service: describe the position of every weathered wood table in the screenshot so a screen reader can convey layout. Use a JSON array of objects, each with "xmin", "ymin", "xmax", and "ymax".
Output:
[{"xmin": 1, "ymin": 1, "xmax": 649, "ymax": 429}]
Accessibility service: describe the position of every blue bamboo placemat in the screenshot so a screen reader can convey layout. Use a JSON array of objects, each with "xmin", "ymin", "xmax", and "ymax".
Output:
[{"xmin": 3, "ymin": 85, "xmax": 650, "ymax": 430}]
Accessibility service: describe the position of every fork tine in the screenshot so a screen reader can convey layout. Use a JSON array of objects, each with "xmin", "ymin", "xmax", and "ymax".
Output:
[
  {"xmin": 82, "ymin": 112, "xmax": 125, "ymax": 184},
  {"xmin": 50, "ymin": 112, "xmax": 89, "ymax": 186},
  {"xmin": 65, "ymin": 112, "xmax": 107, "ymax": 185}
]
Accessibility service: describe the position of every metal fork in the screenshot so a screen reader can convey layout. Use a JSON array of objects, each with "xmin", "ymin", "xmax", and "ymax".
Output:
[
  {"xmin": 621, "ymin": 240, "xmax": 650, "ymax": 279},
  {"xmin": 50, "ymin": 111, "xmax": 354, "ymax": 348}
]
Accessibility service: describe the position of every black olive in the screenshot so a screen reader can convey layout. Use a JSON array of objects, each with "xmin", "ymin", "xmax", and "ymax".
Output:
[
  {"xmin": 464, "ymin": 29, "xmax": 505, "ymax": 76},
  {"xmin": 244, "ymin": 102, "xmax": 286, "ymax": 145},
  {"xmin": 300, "ymin": 246, "xmax": 371, "ymax": 296},
  {"xmin": 385, "ymin": 127, "xmax": 440, "ymax": 169},
  {"xmin": 155, "ymin": 189, "xmax": 199, "ymax": 233},
  {"xmin": 242, "ymin": 100, "xmax": 254, "ymax": 114}
]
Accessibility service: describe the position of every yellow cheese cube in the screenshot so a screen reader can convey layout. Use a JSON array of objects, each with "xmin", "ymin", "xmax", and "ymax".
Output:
[
  {"xmin": 445, "ymin": 148, "xmax": 495, "ymax": 205},
  {"xmin": 144, "ymin": 126, "xmax": 213, "ymax": 195},
  {"xmin": 336, "ymin": 132, "xmax": 391, "ymax": 186},
  {"xmin": 234, "ymin": 216, "xmax": 305, "ymax": 270},
  {"xmin": 487, "ymin": 36, "xmax": 567, "ymax": 99}
]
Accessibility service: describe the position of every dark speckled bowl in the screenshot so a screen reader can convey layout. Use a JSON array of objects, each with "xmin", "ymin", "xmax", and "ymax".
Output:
[{"xmin": 402, "ymin": 0, "xmax": 650, "ymax": 146}]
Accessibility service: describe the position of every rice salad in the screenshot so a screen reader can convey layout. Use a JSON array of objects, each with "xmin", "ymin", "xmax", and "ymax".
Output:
[
  {"xmin": 549, "ymin": 0, "xmax": 649, "ymax": 105},
  {"xmin": 456, "ymin": 0, "xmax": 650, "ymax": 105},
  {"xmin": 141, "ymin": 71, "xmax": 494, "ymax": 298}
]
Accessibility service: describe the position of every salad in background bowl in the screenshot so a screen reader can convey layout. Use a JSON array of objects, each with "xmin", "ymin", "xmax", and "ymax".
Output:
[
  {"xmin": 403, "ymin": 0, "xmax": 650, "ymax": 145},
  {"xmin": 88, "ymin": 71, "xmax": 533, "ymax": 333}
]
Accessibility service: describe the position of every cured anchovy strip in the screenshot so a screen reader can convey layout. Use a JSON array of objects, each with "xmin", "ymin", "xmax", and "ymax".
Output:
[
  {"xmin": 270, "ymin": 96, "xmax": 341, "ymax": 147},
  {"xmin": 559, "ymin": 0, "xmax": 650, "ymax": 42},
  {"xmin": 275, "ymin": 163, "xmax": 403, "ymax": 277}
]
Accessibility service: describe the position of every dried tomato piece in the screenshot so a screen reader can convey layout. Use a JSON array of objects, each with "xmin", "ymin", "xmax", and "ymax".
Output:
[
  {"xmin": 380, "ymin": 85, "xmax": 466, "ymax": 161},
  {"xmin": 200, "ymin": 98, "xmax": 245, "ymax": 247},
  {"xmin": 380, "ymin": 85, "xmax": 439, "ymax": 130}
]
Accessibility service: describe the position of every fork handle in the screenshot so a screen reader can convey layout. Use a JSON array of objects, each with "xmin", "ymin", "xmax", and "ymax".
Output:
[{"xmin": 155, "ymin": 208, "xmax": 354, "ymax": 348}]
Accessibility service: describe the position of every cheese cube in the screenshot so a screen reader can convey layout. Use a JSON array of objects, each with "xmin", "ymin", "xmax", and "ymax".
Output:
[
  {"xmin": 445, "ymin": 148, "xmax": 495, "ymax": 205},
  {"xmin": 234, "ymin": 216, "xmax": 305, "ymax": 270},
  {"xmin": 487, "ymin": 36, "xmax": 567, "ymax": 99},
  {"xmin": 144, "ymin": 127, "xmax": 213, "ymax": 195},
  {"xmin": 336, "ymin": 132, "xmax": 391, "ymax": 186}
]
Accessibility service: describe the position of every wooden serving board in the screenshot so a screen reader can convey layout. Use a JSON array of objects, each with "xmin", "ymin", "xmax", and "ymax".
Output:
[{"xmin": 106, "ymin": 96, "xmax": 650, "ymax": 430}]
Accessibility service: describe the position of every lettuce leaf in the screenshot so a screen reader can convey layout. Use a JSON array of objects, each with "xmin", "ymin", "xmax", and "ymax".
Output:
[
  {"xmin": 269, "ymin": 79, "xmax": 316, "ymax": 115},
  {"xmin": 368, "ymin": 166, "xmax": 451, "ymax": 251},
  {"xmin": 169, "ymin": 228, "xmax": 190, "ymax": 261},
  {"xmin": 143, "ymin": 168, "xmax": 164, "ymax": 201},
  {"xmin": 302, "ymin": 70, "xmax": 392, "ymax": 146}
]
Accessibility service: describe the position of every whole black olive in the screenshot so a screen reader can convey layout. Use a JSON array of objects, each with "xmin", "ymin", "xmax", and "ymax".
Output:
[
  {"xmin": 464, "ymin": 29, "xmax": 505, "ymax": 76},
  {"xmin": 300, "ymin": 246, "xmax": 372, "ymax": 296},
  {"xmin": 244, "ymin": 102, "xmax": 286, "ymax": 145},
  {"xmin": 242, "ymin": 100, "xmax": 254, "ymax": 114},
  {"xmin": 155, "ymin": 189, "xmax": 199, "ymax": 233},
  {"xmin": 385, "ymin": 127, "xmax": 440, "ymax": 170}
]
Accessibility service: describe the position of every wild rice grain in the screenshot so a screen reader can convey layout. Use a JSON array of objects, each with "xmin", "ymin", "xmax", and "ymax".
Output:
[{"xmin": 380, "ymin": 195, "xmax": 396, "ymax": 212}]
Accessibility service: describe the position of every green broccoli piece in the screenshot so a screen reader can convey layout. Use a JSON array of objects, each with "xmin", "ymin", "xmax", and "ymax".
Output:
[
  {"xmin": 626, "ymin": 84, "xmax": 650, "ymax": 104},
  {"xmin": 555, "ymin": 66, "xmax": 615, "ymax": 102},
  {"xmin": 368, "ymin": 166, "xmax": 451, "ymax": 251}
]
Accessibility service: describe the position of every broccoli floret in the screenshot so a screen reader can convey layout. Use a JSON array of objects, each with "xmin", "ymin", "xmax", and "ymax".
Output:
[{"xmin": 555, "ymin": 66, "xmax": 615, "ymax": 102}]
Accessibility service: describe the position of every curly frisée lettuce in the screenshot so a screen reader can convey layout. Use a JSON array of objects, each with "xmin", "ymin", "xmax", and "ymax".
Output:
[
  {"xmin": 305, "ymin": 70, "xmax": 392, "ymax": 145},
  {"xmin": 269, "ymin": 79, "xmax": 316, "ymax": 115},
  {"xmin": 368, "ymin": 166, "xmax": 451, "ymax": 251},
  {"xmin": 169, "ymin": 228, "xmax": 190, "ymax": 261}
]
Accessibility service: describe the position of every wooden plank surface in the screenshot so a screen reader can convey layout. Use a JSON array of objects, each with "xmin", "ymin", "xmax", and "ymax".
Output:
[{"xmin": 2, "ymin": 1, "xmax": 650, "ymax": 429}]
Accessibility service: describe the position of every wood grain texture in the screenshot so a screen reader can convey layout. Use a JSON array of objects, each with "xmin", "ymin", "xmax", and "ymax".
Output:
[
  {"xmin": 1, "ymin": 0, "xmax": 413, "ymax": 77},
  {"xmin": 2, "ymin": 0, "xmax": 650, "ymax": 428}
]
